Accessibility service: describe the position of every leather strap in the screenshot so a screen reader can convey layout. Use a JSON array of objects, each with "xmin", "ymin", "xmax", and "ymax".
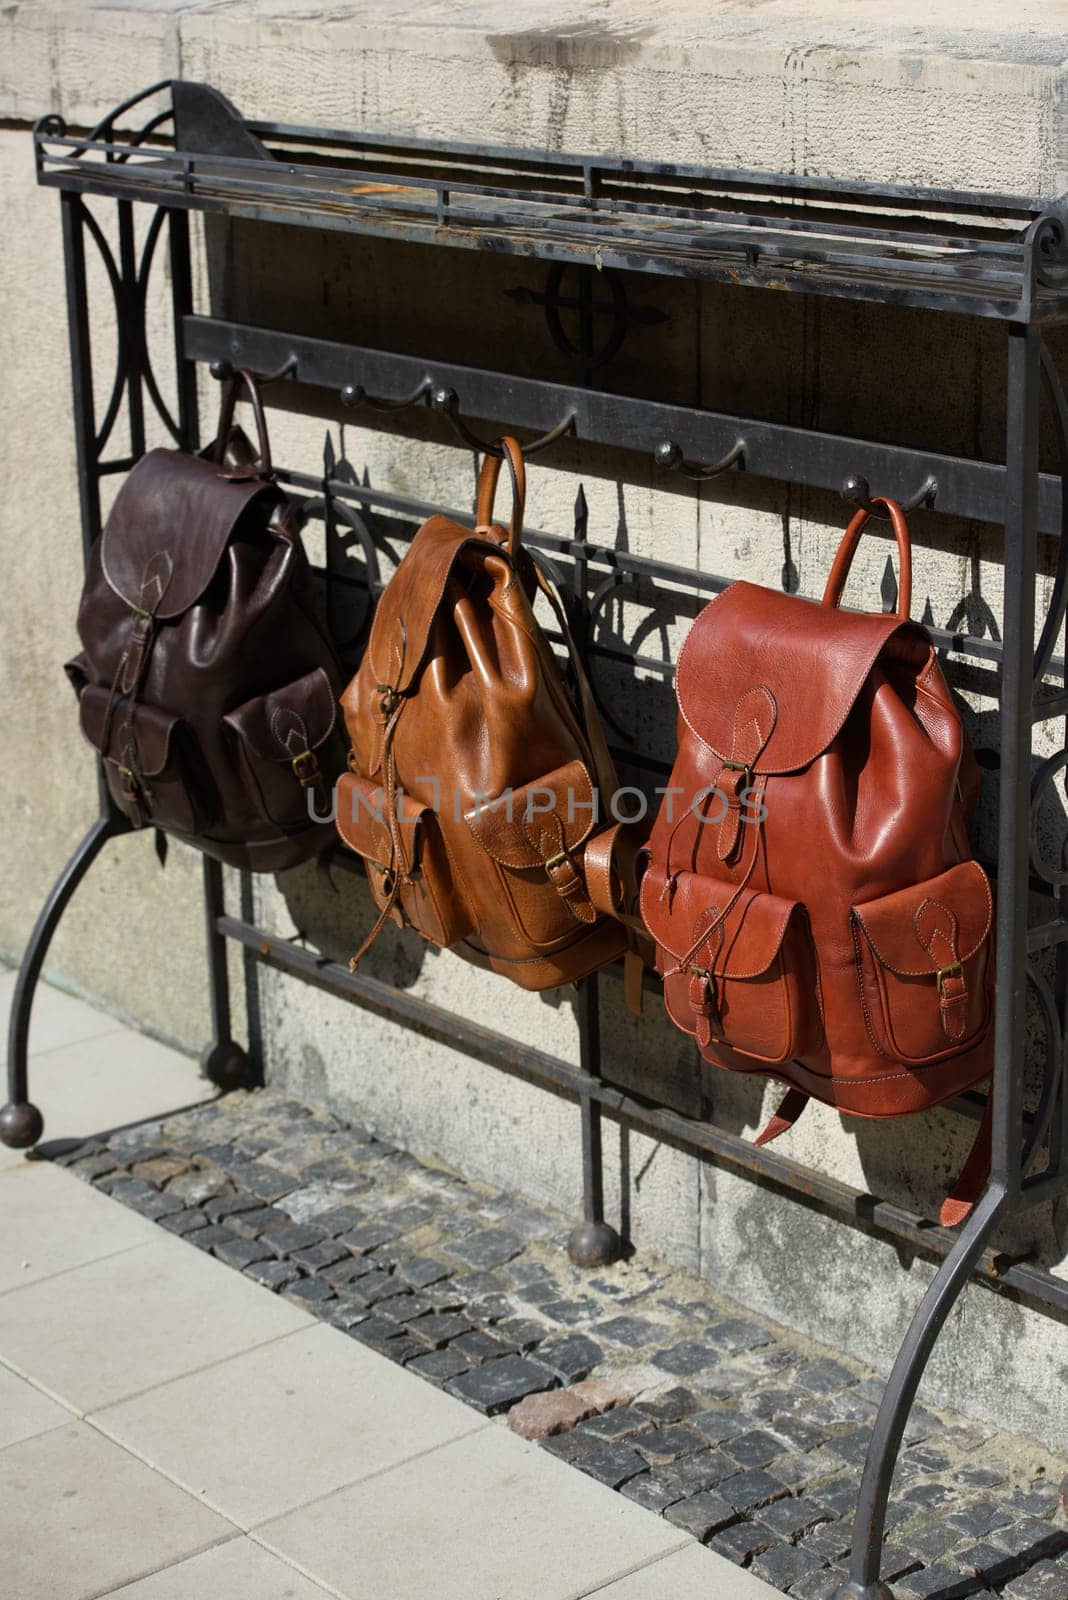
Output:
[
  {"xmin": 754, "ymin": 1088, "xmax": 809, "ymax": 1147},
  {"xmin": 822, "ymin": 498, "xmax": 912, "ymax": 620},
  {"xmin": 750, "ymin": 1084, "xmax": 991, "ymax": 1227},
  {"xmin": 585, "ymin": 821, "xmax": 646, "ymax": 928},
  {"xmin": 213, "ymin": 369, "xmax": 273, "ymax": 481},
  {"xmin": 623, "ymin": 949, "xmax": 645, "ymax": 1016},
  {"xmin": 940, "ymin": 1093, "xmax": 992, "ymax": 1228},
  {"xmin": 716, "ymin": 688, "xmax": 776, "ymax": 863},
  {"xmin": 474, "ymin": 437, "xmax": 526, "ymax": 560},
  {"xmin": 530, "ymin": 563, "xmax": 619, "ymax": 823}
]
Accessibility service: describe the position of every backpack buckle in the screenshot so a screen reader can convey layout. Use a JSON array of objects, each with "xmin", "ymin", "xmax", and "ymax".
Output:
[
  {"xmin": 722, "ymin": 758, "xmax": 752, "ymax": 791},
  {"xmin": 290, "ymin": 748, "xmax": 320, "ymax": 785},
  {"xmin": 937, "ymin": 961, "xmax": 963, "ymax": 997}
]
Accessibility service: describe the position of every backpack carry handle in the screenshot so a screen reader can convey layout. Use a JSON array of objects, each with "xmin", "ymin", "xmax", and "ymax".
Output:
[
  {"xmin": 213, "ymin": 369, "xmax": 274, "ymax": 480},
  {"xmin": 474, "ymin": 437, "xmax": 526, "ymax": 559},
  {"xmin": 822, "ymin": 498, "xmax": 912, "ymax": 620}
]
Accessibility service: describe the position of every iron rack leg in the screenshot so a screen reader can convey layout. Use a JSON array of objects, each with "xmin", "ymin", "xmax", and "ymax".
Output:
[
  {"xmin": 837, "ymin": 1186, "xmax": 1007, "ymax": 1600},
  {"xmin": 199, "ymin": 855, "xmax": 251, "ymax": 1091},
  {"xmin": 567, "ymin": 974, "xmax": 621, "ymax": 1266},
  {"xmin": 839, "ymin": 321, "xmax": 1041, "ymax": 1600},
  {"xmin": 1, "ymin": 814, "xmax": 124, "ymax": 1149}
]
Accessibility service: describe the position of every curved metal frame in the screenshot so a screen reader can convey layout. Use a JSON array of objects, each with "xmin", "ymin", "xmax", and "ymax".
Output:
[
  {"xmin": 11, "ymin": 82, "xmax": 1068, "ymax": 1600},
  {"xmin": 0, "ymin": 813, "xmax": 126, "ymax": 1147}
]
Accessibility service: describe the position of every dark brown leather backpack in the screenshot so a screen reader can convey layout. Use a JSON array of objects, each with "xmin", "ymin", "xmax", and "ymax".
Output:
[
  {"xmin": 336, "ymin": 438, "xmax": 626, "ymax": 990},
  {"xmin": 640, "ymin": 502, "xmax": 994, "ymax": 1223},
  {"xmin": 67, "ymin": 373, "xmax": 347, "ymax": 872}
]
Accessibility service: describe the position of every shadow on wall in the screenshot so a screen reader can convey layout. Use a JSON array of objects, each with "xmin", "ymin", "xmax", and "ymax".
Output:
[{"xmin": 267, "ymin": 423, "xmax": 1067, "ymax": 1279}]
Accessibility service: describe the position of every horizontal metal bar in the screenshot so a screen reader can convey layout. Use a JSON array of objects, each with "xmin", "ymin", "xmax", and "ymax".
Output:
[
  {"xmin": 1032, "ymin": 687, "xmax": 1068, "ymax": 722},
  {"xmin": 1027, "ymin": 918, "xmax": 1068, "ymax": 952},
  {"xmin": 36, "ymin": 156, "xmax": 1056, "ymax": 322},
  {"xmin": 244, "ymin": 118, "xmax": 1052, "ymax": 218},
  {"xmin": 217, "ymin": 911, "xmax": 1068, "ymax": 1318},
  {"xmin": 298, "ymin": 473, "xmax": 1062, "ymax": 683},
  {"xmin": 187, "ymin": 316, "xmax": 1065, "ymax": 534},
  {"xmin": 1021, "ymin": 1167, "xmax": 1068, "ymax": 1204}
]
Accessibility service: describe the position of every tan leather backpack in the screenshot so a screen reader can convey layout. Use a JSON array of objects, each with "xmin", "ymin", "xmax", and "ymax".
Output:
[
  {"xmin": 640, "ymin": 502, "xmax": 994, "ymax": 1223},
  {"xmin": 336, "ymin": 439, "xmax": 626, "ymax": 990}
]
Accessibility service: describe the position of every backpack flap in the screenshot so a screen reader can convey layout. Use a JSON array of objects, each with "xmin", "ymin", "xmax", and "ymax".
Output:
[
  {"xmin": 100, "ymin": 447, "xmax": 277, "ymax": 621},
  {"xmin": 464, "ymin": 759, "xmax": 598, "ymax": 926},
  {"xmin": 78, "ymin": 682, "xmax": 212, "ymax": 834},
  {"xmin": 675, "ymin": 581, "xmax": 932, "ymax": 776},
  {"xmin": 641, "ymin": 864, "xmax": 821, "ymax": 1065},
  {"xmin": 223, "ymin": 667, "xmax": 339, "ymax": 827},
  {"xmin": 852, "ymin": 860, "xmax": 993, "ymax": 1062}
]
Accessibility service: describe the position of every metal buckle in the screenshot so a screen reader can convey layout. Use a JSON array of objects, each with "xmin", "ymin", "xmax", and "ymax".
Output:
[
  {"xmin": 544, "ymin": 848, "xmax": 570, "ymax": 873},
  {"xmin": 370, "ymin": 861, "xmax": 396, "ymax": 895},
  {"xmin": 116, "ymin": 763, "xmax": 140, "ymax": 797},
  {"xmin": 937, "ymin": 961, "xmax": 963, "ymax": 997},
  {"xmin": 291, "ymin": 748, "xmax": 320, "ymax": 783},
  {"xmin": 722, "ymin": 758, "xmax": 753, "ymax": 791},
  {"xmin": 689, "ymin": 964, "xmax": 712, "ymax": 980}
]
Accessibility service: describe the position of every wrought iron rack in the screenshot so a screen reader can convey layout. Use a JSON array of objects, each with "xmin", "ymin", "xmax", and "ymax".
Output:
[{"xmin": 6, "ymin": 79, "xmax": 1068, "ymax": 1600}]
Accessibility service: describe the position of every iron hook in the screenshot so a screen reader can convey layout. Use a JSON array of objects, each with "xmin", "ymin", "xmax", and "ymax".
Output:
[
  {"xmin": 340, "ymin": 378, "xmax": 433, "ymax": 413},
  {"xmin": 655, "ymin": 438, "xmax": 745, "ymax": 481},
  {"xmin": 211, "ymin": 355, "xmax": 297, "ymax": 386},
  {"xmin": 430, "ymin": 387, "xmax": 576, "ymax": 458},
  {"xmin": 842, "ymin": 473, "xmax": 937, "ymax": 517}
]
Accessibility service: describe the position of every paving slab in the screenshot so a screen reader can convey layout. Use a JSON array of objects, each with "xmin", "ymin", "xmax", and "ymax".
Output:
[
  {"xmin": 256, "ymin": 1422, "xmax": 691, "ymax": 1600},
  {"xmin": 0, "ymin": 1361, "xmax": 72, "ymax": 1449},
  {"xmin": 92, "ymin": 1322, "xmax": 491, "ymax": 1528},
  {"xmin": 0, "ymin": 1420, "xmax": 231, "ymax": 1600},
  {"xmin": 0, "ymin": 1160, "xmax": 158, "ymax": 1291},
  {"xmin": 2, "ymin": 1037, "xmax": 212, "ymax": 1174},
  {"xmin": 587, "ymin": 1539, "xmax": 784, "ymax": 1599},
  {"xmin": 0, "ymin": 966, "xmax": 125, "ymax": 1055},
  {"xmin": 0, "ymin": 1232, "xmax": 311, "ymax": 1412},
  {"xmin": 106, "ymin": 1536, "xmax": 334, "ymax": 1598}
]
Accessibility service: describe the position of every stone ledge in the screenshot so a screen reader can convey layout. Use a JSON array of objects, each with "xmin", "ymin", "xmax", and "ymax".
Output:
[{"xmin": 3, "ymin": 1, "xmax": 1066, "ymax": 193}]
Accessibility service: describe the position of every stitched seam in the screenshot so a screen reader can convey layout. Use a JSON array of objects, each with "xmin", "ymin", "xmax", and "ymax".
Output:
[
  {"xmin": 368, "ymin": 524, "xmax": 488, "ymax": 686},
  {"xmin": 852, "ymin": 913, "xmax": 895, "ymax": 1063},
  {"xmin": 677, "ymin": 602, "xmax": 915, "ymax": 772},
  {"xmin": 856, "ymin": 865, "xmax": 992, "ymax": 973}
]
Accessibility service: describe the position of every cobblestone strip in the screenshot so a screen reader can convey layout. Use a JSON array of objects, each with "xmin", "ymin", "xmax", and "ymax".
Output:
[{"xmin": 53, "ymin": 1089, "xmax": 1068, "ymax": 1600}]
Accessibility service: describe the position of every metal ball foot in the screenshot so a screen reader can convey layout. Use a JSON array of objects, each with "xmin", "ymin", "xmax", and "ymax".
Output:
[
  {"xmin": 835, "ymin": 1581, "xmax": 896, "ymax": 1600},
  {"xmin": 567, "ymin": 1220, "xmax": 621, "ymax": 1268},
  {"xmin": 200, "ymin": 1041, "xmax": 250, "ymax": 1092},
  {"xmin": 0, "ymin": 1101, "xmax": 45, "ymax": 1150}
]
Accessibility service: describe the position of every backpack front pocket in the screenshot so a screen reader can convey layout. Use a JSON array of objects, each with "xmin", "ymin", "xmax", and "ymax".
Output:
[
  {"xmin": 337, "ymin": 773, "xmax": 472, "ymax": 948},
  {"xmin": 79, "ymin": 683, "xmax": 215, "ymax": 836},
  {"xmin": 641, "ymin": 866, "xmax": 822, "ymax": 1065},
  {"xmin": 463, "ymin": 760, "xmax": 599, "ymax": 949},
  {"xmin": 224, "ymin": 667, "xmax": 345, "ymax": 831},
  {"xmin": 851, "ymin": 860, "xmax": 993, "ymax": 1064}
]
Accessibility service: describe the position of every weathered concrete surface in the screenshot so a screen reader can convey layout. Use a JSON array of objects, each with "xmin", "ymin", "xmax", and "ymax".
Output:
[{"xmin": 2, "ymin": 0, "xmax": 1068, "ymax": 1448}]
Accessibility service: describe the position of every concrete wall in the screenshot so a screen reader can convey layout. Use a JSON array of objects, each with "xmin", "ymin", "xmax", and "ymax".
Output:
[{"xmin": 2, "ymin": 1, "xmax": 1068, "ymax": 1447}]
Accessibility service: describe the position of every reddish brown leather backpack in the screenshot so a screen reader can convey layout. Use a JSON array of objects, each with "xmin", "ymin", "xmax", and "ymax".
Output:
[
  {"xmin": 67, "ymin": 373, "xmax": 347, "ymax": 872},
  {"xmin": 641, "ymin": 502, "xmax": 994, "ymax": 1223},
  {"xmin": 336, "ymin": 439, "xmax": 626, "ymax": 990}
]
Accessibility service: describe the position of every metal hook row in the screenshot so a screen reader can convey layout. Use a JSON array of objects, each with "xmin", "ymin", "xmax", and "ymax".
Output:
[
  {"xmin": 656, "ymin": 434, "xmax": 938, "ymax": 515},
  {"xmin": 210, "ymin": 359, "xmax": 575, "ymax": 458},
  {"xmin": 210, "ymin": 363, "xmax": 938, "ymax": 507}
]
